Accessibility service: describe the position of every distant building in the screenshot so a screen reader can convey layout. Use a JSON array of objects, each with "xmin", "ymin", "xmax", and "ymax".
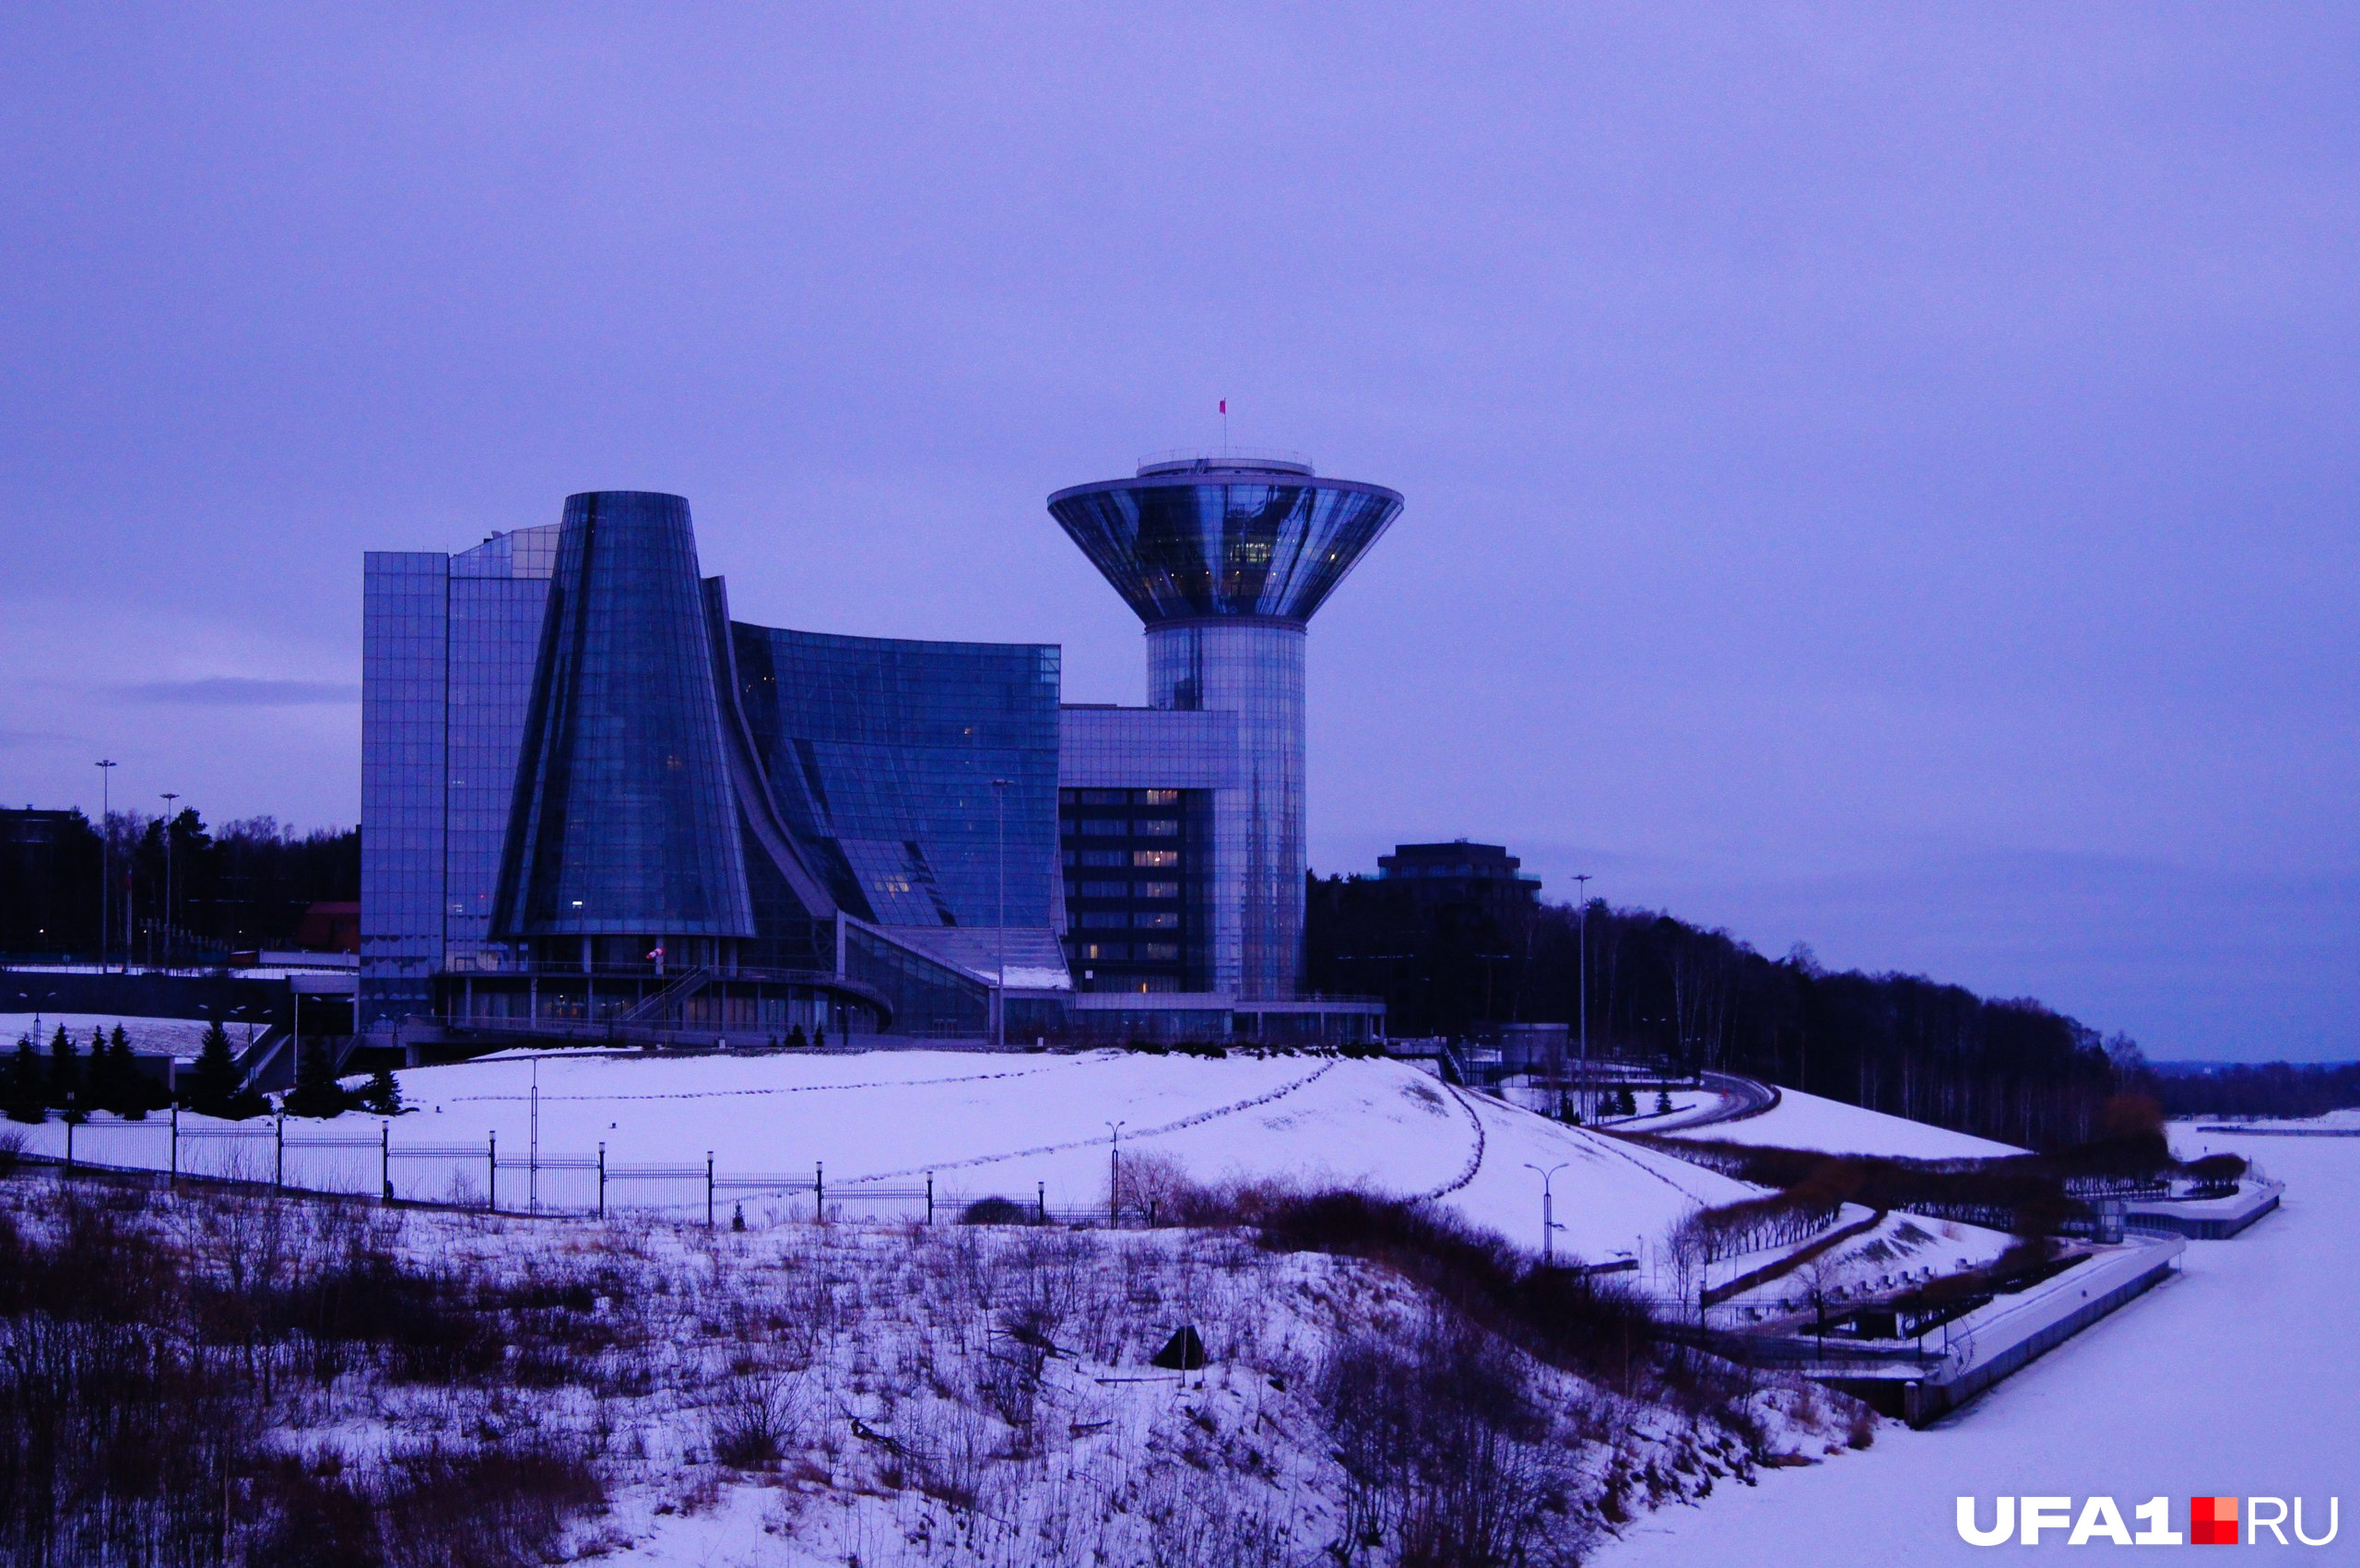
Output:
[
  {"xmin": 295, "ymin": 902, "xmax": 361, "ymax": 954},
  {"xmin": 1303, "ymin": 841, "xmax": 1543, "ymax": 1038},
  {"xmin": 1375, "ymin": 841, "xmax": 1542, "ymax": 926},
  {"xmin": 0, "ymin": 808, "xmax": 92, "ymax": 956}
]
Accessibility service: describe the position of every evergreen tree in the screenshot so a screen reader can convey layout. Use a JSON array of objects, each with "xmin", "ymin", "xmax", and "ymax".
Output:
[
  {"xmin": 812, "ymin": 1026, "xmax": 826, "ymax": 1050},
  {"xmin": 284, "ymin": 1036, "xmax": 350, "ymax": 1118},
  {"xmin": 1655, "ymin": 1087, "xmax": 1674, "ymax": 1115},
  {"xmin": 106, "ymin": 1025, "xmax": 149, "ymax": 1118},
  {"xmin": 46, "ymin": 1023, "xmax": 78, "ymax": 1110},
  {"xmin": 186, "ymin": 1020, "xmax": 240, "ymax": 1117},
  {"xmin": 786, "ymin": 1024, "xmax": 808, "ymax": 1050},
  {"xmin": 357, "ymin": 1066, "xmax": 404, "ymax": 1117},
  {"xmin": 6, "ymin": 1036, "xmax": 44, "ymax": 1123}
]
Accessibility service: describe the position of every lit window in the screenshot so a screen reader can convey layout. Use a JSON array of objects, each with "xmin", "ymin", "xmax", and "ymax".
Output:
[
  {"xmin": 1133, "ymin": 912, "xmax": 1179, "ymax": 930},
  {"xmin": 1143, "ymin": 789, "xmax": 1181, "ymax": 805},
  {"xmin": 1138, "ymin": 819, "xmax": 1180, "ymax": 837},
  {"xmin": 1139, "ymin": 882, "xmax": 1179, "ymax": 899},
  {"xmin": 1132, "ymin": 850, "xmax": 1178, "ymax": 867}
]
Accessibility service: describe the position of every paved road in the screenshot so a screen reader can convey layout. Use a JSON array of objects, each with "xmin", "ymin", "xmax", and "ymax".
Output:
[{"xmin": 1621, "ymin": 1070, "xmax": 1779, "ymax": 1135}]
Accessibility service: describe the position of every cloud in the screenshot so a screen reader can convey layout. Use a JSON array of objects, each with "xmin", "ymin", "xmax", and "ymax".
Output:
[{"xmin": 118, "ymin": 678, "xmax": 360, "ymax": 707}]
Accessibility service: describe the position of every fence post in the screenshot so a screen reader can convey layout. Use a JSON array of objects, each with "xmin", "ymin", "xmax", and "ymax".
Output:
[
  {"xmin": 65, "ymin": 1115, "xmax": 74, "ymax": 1173},
  {"xmin": 705, "ymin": 1152, "xmax": 714, "ymax": 1230},
  {"xmin": 925, "ymin": 1171, "xmax": 933, "ymax": 1227},
  {"xmin": 380, "ymin": 1121, "xmax": 391, "ymax": 1204},
  {"xmin": 1037, "ymin": 1181, "xmax": 1045, "ymax": 1225},
  {"xmin": 274, "ymin": 1110, "xmax": 284, "ymax": 1190},
  {"xmin": 487, "ymin": 1133, "xmax": 496, "ymax": 1213},
  {"xmin": 597, "ymin": 1142, "xmax": 606, "ymax": 1220},
  {"xmin": 169, "ymin": 1102, "xmax": 179, "ymax": 1187},
  {"xmin": 815, "ymin": 1161, "xmax": 824, "ymax": 1225}
]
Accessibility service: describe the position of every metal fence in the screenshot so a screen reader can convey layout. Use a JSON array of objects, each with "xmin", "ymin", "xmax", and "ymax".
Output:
[{"xmin": 19, "ymin": 1111, "xmax": 1165, "ymax": 1230}]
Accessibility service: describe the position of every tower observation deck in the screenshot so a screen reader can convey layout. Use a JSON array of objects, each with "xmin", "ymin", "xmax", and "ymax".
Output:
[{"xmin": 1048, "ymin": 452, "xmax": 1403, "ymax": 999}]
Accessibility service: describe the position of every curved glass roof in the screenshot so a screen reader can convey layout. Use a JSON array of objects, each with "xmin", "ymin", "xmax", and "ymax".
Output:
[{"xmin": 1047, "ymin": 470, "xmax": 1403, "ymax": 624}]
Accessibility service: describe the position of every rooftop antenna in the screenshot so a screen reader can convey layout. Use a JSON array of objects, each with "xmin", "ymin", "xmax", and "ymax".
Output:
[{"xmin": 1220, "ymin": 398, "xmax": 1229, "ymax": 454}]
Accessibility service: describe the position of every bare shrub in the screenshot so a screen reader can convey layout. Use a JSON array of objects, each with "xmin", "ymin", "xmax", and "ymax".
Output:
[
  {"xmin": 710, "ymin": 1372, "xmax": 807, "ymax": 1468},
  {"xmin": 1320, "ymin": 1311, "xmax": 1568, "ymax": 1568},
  {"xmin": 959, "ymin": 1195, "xmax": 1032, "ymax": 1225}
]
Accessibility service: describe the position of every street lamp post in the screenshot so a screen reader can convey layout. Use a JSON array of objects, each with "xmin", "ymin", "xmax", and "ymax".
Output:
[
  {"xmin": 1105, "ymin": 1119, "xmax": 1126, "ymax": 1224},
  {"xmin": 990, "ymin": 778, "xmax": 1011, "ymax": 1048},
  {"xmin": 1574, "ymin": 873, "xmax": 1592, "ymax": 1122},
  {"xmin": 1524, "ymin": 1161, "xmax": 1568, "ymax": 1266},
  {"xmin": 95, "ymin": 760, "xmax": 116, "ymax": 970},
  {"xmin": 159, "ymin": 792, "xmax": 180, "ymax": 970}
]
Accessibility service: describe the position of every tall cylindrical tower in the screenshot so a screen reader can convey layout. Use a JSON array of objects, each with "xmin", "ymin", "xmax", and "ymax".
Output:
[{"xmin": 1049, "ymin": 453, "xmax": 1403, "ymax": 999}]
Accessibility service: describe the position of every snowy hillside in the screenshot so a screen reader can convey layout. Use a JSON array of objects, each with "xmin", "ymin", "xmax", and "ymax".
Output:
[
  {"xmin": 1658, "ymin": 1084, "xmax": 2024, "ymax": 1160},
  {"xmin": 387, "ymin": 1049, "xmax": 1761, "ymax": 1263}
]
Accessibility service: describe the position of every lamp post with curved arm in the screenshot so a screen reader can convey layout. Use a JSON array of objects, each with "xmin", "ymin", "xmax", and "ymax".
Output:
[{"xmin": 1524, "ymin": 1161, "xmax": 1569, "ymax": 1266}]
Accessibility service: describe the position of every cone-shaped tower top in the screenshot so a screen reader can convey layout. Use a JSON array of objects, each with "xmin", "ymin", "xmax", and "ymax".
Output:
[{"xmin": 1048, "ymin": 451, "xmax": 1403, "ymax": 625}]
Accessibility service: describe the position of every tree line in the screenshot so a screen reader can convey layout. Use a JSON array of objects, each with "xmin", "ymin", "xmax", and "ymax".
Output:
[
  {"xmin": 1307, "ymin": 875, "xmax": 2131, "ymax": 1150},
  {"xmin": 7, "ymin": 1020, "xmax": 399, "ymax": 1125},
  {"xmin": 0, "ymin": 808, "xmax": 358, "ymax": 960},
  {"xmin": 2142, "ymin": 1060, "xmax": 2360, "ymax": 1121}
]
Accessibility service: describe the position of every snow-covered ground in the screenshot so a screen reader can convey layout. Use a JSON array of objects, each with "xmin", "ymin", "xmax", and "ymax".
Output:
[
  {"xmin": 1661, "ymin": 1084, "xmax": 2024, "ymax": 1160},
  {"xmin": 0, "ymin": 1010, "xmax": 238, "ymax": 1060},
  {"xmin": 2193, "ymin": 1106, "xmax": 2360, "ymax": 1134},
  {"xmin": 14, "ymin": 1048, "xmax": 1765, "ymax": 1265},
  {"xmin": 390, "ymin": 1049, "xmax": 1761, "ymax": 1263},
  {"xmin": 1596, "ymin": 1123, "xmax": 2350, "ymax": 1565}
]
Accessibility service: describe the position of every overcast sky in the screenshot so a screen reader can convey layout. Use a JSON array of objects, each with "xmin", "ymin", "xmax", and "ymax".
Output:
[{"xmin": 2, "ymin": 7, "xmax": 2353, "ymax": 1060}]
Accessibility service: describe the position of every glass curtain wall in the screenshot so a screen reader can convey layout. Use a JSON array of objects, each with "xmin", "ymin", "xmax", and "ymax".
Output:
[
  {"xmin": 1148, "ymin": 621, "xmax": 1305, "ymax": 999},
  {"xmin": 495, "ymin": 492, "xmax": 754, "ymax": 950},
  {"xmin": 730, "ymin": 626, "xmax": 1060, "ymax": 934}
]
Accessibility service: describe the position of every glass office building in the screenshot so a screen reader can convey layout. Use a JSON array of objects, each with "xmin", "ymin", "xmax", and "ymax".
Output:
[
  {"xmin": 360, "ymin": 492, "xmax": 1065, "ymax": 1043},
  {"xmin": 1048, "ymin": 454, "xmax": 1403, "ymax": 1001},
  {"xmin": 362, "ymin": 459, "xmax": 1400, "ymax": 1048}
]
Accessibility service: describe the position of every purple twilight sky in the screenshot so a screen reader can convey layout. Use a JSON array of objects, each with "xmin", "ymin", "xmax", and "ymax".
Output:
[{"xmin": 1, "ymin": 7, "xmax": 2354, "ymax": 1061}]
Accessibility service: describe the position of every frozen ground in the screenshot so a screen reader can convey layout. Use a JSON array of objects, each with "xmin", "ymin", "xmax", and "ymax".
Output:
[
  {"xmin": 1661, "ymin": 1084, "xmax": 2024, "ymax": 1160},
  {"xmin": 0, "ymin": 1010, "xmax": 234, "ymax": 1060},
  {"xmin": 1595, "ymin": 1123, "xmax": 2353, "ymax": 1565}
]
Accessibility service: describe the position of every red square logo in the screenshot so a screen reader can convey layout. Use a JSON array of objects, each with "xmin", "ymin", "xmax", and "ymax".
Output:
[{"xmin": 2191, "ymin": 1496, "xmax": 2239, "ymax": 1546}]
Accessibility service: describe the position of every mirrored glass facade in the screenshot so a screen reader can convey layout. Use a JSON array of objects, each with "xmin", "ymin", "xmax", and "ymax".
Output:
[
  {"xmin": 360, "ymin": 552, "xmax": 449, "ymax": 1026},
  {"xmin": 496, "ymin": 492, "xmax": 753, "ymax": 942},
  {"xmin": 731, "ymin": 626, "xmax": 1060, "ymax": 933},
  {"xmin": 1148, "ymin": 620, "xmax": 1304, "ymax": 999},
  {"xmin": 444, "ymin": 527, "xmax": 556, "ymax": 967},
  {"xmin": 1046, "ymin": 461, "xmax": 1402, "ymax": 624}
]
